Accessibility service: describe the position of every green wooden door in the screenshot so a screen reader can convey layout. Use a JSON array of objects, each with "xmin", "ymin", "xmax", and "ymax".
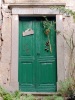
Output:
[{"xmin": 19, "ymin": 17, "xmax": 57, "ymax": 92}]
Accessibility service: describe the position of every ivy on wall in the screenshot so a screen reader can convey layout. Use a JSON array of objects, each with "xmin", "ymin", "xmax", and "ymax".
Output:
[{"xmin": 49, "ymin": 6, "xmax": 75, "ymax": 22}]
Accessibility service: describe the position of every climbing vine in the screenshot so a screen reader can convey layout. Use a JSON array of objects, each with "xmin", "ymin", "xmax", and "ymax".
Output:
[
  {"xmin": 49, "ymin": 6, "xmax": 75, "ymax": 22},
  {"xmin": 42, "ymin": 6, "xmax": 75, "ymax": 79},
  {"xmin": 42, "ymin": 6, "xmax": 75, "ymax": 53},
  {"xmin": 51, "ymin": 6, "xmax": 75, "ymax": 79},
  {"xmin": 59, "ymin": 22, "xmax": 75, "ymax": 79}
]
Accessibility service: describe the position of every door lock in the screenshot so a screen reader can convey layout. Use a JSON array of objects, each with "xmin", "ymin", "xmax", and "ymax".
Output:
[{"xmin": 37, "ymin": 53, "xmax": 40, "ymax": 55}]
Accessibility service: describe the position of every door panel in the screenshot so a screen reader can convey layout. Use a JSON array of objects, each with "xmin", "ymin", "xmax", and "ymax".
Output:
[
  {"xmin": 19, "ymin": 17, "xmax": 57, "ymax": 92},
  {"xmin": 19, "ymin": 18, "xmax": 36, "ymax": 91},
  {"xmin": 19, "ymin": 21, "xmax": 35, "ymax": 57},
  {"xmin": 36, "ymin": 59, "xmax": 57, "ymax": 92},
  {"xmin": 35, "ymin": 20, "xmax": 57, "ymax": 91},
  {"xmin": 19, "ymin": 60, "xmax": 36, "ymax": 92}
]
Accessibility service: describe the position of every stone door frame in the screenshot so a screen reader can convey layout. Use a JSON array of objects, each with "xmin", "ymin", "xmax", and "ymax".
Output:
[{"xmin": 10, "ymin": 5, "xmax": 65, "ymax": 92}]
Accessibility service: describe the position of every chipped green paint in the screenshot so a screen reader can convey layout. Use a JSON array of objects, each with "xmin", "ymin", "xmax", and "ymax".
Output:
[{"xmin": 18, "ymin": 17, "xmax": 57, "ymax": 92}]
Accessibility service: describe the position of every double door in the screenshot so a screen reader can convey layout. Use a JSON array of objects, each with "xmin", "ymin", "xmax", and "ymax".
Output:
[{"xmin": 19, "ymin": 17, "xmax": 57, "ymax": 92}]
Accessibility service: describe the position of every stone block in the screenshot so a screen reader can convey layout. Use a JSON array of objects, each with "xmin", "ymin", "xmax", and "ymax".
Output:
[
  {"xmin": 1, "ymin": 17, "xmax": 11, "ymax": 63},
  {"xmin": 0, "ymin": 62, "xmax": 10, "ymax": 85}
]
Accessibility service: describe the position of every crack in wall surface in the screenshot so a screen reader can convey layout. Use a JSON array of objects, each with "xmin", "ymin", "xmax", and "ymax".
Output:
[
  {"xmin": 0, "ymin": 8, "xmax": 3, "ymax": 61},
  {"xmin": 0, "ymin": 31, "xmax": 3, "ymax": 61}
]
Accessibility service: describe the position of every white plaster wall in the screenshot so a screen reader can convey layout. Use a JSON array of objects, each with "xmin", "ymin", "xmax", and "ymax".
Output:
[
  {"xmin": 0, "ymin": 0, "xmax": 75, "ymax": 91},
  {"xmin": 0, "ymin": 11, "xmax": 11, "ymax": 88},
  {"xmin": 62, "ymin": 16, "xmax": 75, "ymax": 78}
]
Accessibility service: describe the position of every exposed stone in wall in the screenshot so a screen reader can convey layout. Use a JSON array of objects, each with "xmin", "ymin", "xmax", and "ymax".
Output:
[{"xmin": 0, "ymin": 7, "xmax": 11, "ymax": 86}]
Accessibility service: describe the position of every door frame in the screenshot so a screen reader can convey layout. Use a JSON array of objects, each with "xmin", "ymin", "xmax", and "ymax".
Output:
[{"xmin": 11, "ymin": 6, "xmax": 65, "ymax": 92}]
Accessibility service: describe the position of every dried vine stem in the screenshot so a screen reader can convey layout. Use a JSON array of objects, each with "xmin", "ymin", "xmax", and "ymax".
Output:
[
  {"xmin": 43, "ymin": 17, "xmax": 55, "ymax": 53},
  {"xmin": 47, "ymin": 34, "xmax": 52, "ymax": 53}
]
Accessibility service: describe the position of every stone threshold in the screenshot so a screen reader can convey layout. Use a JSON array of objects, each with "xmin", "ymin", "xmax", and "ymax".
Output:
[{"xmin": 21, "ymin": 92, "xmax": 58, "ymax": 96}]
